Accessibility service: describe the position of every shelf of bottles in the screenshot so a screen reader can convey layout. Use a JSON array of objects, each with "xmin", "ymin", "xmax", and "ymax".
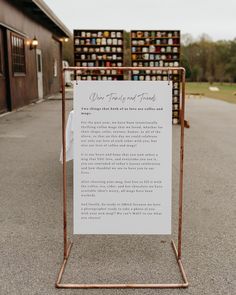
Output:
[
  {"xmin": 74, "ymin": 30, "xmax": 124, "ymax": 80},
  {"xmin": 131, "ymin": 30, "xmax": 181, "ymax": 124}
]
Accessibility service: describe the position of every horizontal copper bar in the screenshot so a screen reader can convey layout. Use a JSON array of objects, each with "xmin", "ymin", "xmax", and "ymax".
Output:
[
  {"xmin": 64, "ymin": 66, "xmax": 185, "ymax": 72},
  {"xmin": 56, "ymin": 283, "xmax": 187, "ymax": 289}
]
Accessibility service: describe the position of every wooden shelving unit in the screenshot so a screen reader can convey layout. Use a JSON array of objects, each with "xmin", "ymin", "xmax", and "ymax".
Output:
[
  {"xmin": 74, "ymin": 30, "xmax": 124, "ymax": 80},
  {"xmin": 73, "ymin": 29, "xmax": 181, "ymax": 124},
  {"xmin": 130, "ymin": 30, "xmax": 181, "ymax": 124}
]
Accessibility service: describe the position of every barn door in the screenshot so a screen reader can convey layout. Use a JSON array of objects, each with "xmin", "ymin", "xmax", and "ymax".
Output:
[
  {"xmin": 0, "ymin": 27, "xmax": 9, "ymax": 113},
  {"xmin": 36, "ymin": 48, "xmax": 43, "ymax": 99}
]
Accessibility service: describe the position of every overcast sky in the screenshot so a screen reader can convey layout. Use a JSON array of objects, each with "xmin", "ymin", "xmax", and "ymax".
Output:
[{"xmin": 44, "ymin": 0, "xmax": 236, "ymax": 41}]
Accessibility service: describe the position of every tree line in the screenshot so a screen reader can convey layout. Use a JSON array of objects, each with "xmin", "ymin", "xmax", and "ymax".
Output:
[{"xmin": 181, "ymin": 34, "xmax": 236, "ymax": 82}]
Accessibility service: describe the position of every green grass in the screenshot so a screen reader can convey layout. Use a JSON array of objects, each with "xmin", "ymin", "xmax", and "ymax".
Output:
[{"xmin": 186, "ymin": 82, "xmax": 236, "ymax": 104}]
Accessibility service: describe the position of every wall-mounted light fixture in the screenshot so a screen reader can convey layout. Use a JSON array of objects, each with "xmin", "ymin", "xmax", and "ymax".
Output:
[
  {"xmin": 59, "ymin": 37, "xmax": 69, "ymax": 43},
  {"xmin": 30, "ymin": 36, "xmax": 38, "ymax": 50}
]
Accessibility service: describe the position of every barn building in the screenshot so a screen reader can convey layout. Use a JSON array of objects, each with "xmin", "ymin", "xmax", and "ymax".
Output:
[{"xmin": 0, "ymin": 0, "xmax": 71, "ymax": 113}]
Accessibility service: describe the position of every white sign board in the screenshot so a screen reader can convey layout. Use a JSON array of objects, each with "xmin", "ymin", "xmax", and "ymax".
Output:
[{"xmin": 73, "ymin": 81, "xmax": 172, "ymax": 235}]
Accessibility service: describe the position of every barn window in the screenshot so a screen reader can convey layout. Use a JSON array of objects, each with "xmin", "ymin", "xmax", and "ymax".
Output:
[
  {"xmin": 11, "ymin": 33, "xmax": 26, "ymax": 74},
  {"xmin": 0, "ymin": 48, "xmax": 2, "ymax": 74},
  {"xmin": 0, "ymin": 30, "xmax": 3, "ymax": 74}
]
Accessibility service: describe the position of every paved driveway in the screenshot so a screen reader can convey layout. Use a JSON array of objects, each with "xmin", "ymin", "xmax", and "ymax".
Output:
[{"xmin": 0, "ymin": 97, "xmax": 235, "ymax": 294}]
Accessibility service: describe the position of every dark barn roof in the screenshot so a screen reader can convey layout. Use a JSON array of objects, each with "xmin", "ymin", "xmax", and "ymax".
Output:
[{"xmin": 10, "ymin": 0, "xmax": 72, "ymax": 38}]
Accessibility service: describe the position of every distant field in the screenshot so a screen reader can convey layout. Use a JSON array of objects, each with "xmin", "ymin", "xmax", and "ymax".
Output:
[{"xmin": 186, "ymin": 82, "xmax": 236, "ymax": 104}]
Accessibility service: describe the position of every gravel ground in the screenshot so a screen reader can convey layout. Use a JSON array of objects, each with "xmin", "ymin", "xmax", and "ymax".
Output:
[{"xmin": 0, "ymin": 97, "xmax": 235, "ymax": 295}]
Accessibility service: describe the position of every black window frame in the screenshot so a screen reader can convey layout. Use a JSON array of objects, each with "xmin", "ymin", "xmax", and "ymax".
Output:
[{"xmin": 11, "ymin": 32, "xmax": 26, "ymax": 76}]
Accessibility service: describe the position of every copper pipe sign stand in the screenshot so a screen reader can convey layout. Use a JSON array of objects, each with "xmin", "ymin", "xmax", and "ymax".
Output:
[{"xmin": 56, "ymin": 66, "xmax": 188, "ymax": 289}]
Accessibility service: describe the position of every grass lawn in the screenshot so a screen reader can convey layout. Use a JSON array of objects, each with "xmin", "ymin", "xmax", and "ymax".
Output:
[{"xmin": 186, "ymin": 82, "xmax": 236, "ymax": 104}]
